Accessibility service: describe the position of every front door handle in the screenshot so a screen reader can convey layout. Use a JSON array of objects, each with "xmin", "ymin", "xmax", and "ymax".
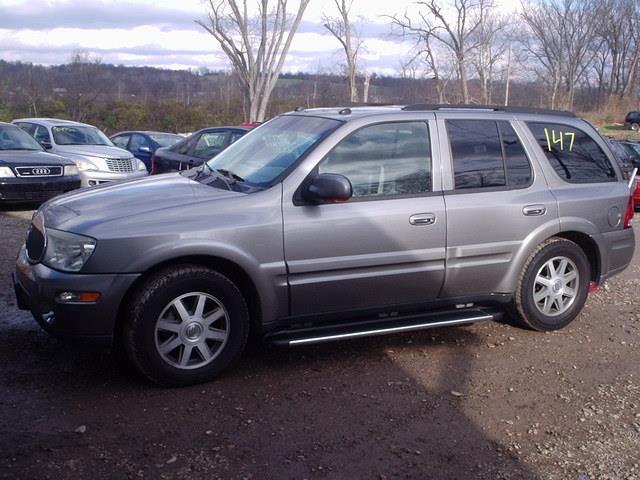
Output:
[
  {"xmin": 409, "ymin": 213, "xmax": 436, "ymax": 225},
  {"xmin": 523, "ymin": 204, "xmax": 546, "ymax": 216}
]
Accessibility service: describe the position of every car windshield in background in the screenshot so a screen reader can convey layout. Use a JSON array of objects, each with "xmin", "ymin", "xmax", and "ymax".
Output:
[
  {"xmin": 205, "ymin": 115, "xmax": 342, "ymax": 187},
  {"xmin": 149, "ymin": 133, "xmax": 182, "ymax": 147},
  {"xmin": 626, "ymin": 142, "xmax": 640, "ymax": 155},
  {"xmin": 52, "ymin": 126, "xmax": 112, "ymax": 146},
  {"xmin": 0, "ymin": 125, "xmax": 44, "ymax": 151}
]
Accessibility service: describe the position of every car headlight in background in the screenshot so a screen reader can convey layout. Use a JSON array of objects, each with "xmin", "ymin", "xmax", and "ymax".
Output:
[
  {"xmin": 0, "ymin": 166, "xmax": 15, "ymax": 178},
  {"xmin": 63, "ymin": 165, "xmax": 79, "ymax": 176},
  {"xmin": 135, "ymin": 159, "xmax": 148, "ymax": 171},
  {"xmin": 76, "ymin": 159, "xmax": 98, "ymax": 171},
  {"xmin": 43, "ymin": 228, "xmax": 97, "ymax": 272}
]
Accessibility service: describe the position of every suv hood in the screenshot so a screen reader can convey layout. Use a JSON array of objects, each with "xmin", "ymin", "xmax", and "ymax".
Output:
[
  {"xmin": 54, "ymin": 145, "xmax": 133, "ymax": 159},
  {"xmin": 42, "ymin": 173, "xmax": 243, "ymax": 232},
  {"xmin": 0, "ymin": 150, "xmax": 74, "ymax": 166}
]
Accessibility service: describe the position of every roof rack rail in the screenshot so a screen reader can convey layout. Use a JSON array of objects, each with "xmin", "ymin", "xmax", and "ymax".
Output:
[
  {"xmin": 401, "ymin": 104, "xmax": 576, "ymax": 117},
  {"xmin": 344, "ymin": 102, "xmax": 397, "ymax": 107}
]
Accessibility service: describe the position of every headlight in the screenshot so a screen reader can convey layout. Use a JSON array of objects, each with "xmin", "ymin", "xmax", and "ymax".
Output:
[
  {"xmin": 64, "ymin": 165, "xmax": 79, "ymax": 176},
  {"xmin": 43, "ymin": 228, "xmax": 96, "ymax": 272},
  {"xmin": 135, "ymin": 159, "xmax": 148, "ymax": 171},
  {"xmin": 0, "ymin": 166, "xmax": 15, "ymax": 178},
  {"xmin": 76, "ymin": 159, "xmax": 97, "ymax": 171}
]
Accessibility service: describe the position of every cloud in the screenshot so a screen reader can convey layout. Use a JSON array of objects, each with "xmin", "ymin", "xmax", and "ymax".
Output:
[
  {"xmin": 0, "ymin": 0, "xmax": 200, "ymax": 30},
  {"xmin": 0, "ymin": 0, "xmax": 412, "ymax": 73}
]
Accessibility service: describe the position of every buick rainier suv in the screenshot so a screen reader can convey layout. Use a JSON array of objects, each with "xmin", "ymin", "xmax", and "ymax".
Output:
[{"xmin": 14, "ymin": 105, "xmax": 636, "ymax": 386}]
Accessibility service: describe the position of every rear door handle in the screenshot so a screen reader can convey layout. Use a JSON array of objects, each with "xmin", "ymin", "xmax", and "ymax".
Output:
[
  {"xmin": 523, "ymin": 204, "xmax": 546, "ymax": 216},
  {"xmin": 409, "ymin": 213, "xmax": 436, "ymax": 225}
]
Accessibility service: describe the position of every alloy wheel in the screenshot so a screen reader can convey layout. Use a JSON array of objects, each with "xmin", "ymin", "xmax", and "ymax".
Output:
[{"xmin": 154, "ymin": 292, "xmax": 229, "ymax": 369}]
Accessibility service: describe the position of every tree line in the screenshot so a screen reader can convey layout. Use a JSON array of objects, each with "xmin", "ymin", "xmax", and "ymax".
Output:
[{"xmin": 0, "ymin": 0, "xmax": 638, "ymax": 132}]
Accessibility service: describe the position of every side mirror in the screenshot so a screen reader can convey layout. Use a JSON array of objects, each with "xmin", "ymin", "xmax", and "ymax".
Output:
[
  {"xmin": 138, "ymin": 146, "xmax": 151, "ymax": 153},
  {"xmin": 302, "ymin": 173, "xmax": 352, "ymax": 204},
  {"xmin": 40, "ymin": 141, "xmax": 52, "ymax": 150}
]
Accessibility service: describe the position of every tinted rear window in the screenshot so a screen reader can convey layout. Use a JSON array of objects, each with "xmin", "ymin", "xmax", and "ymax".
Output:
[{"xmin": 527, "ymin": 122, "xmax": 616, "ymax": 183}]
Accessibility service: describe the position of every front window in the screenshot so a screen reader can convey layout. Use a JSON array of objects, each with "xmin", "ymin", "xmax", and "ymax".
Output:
[
  {"xmin": 0, "ymin": 125, "xmax": 44, "ymax": 151},
  {"xmin": 205, "ymin": 115, "xmax": 342, "ymax": 187},
  {"xmin": 52, "ymin": 125, "xmax": 112, "ymax": 146},
  {"xmin": 318, "ymin": 121, "xmax": 432, "ymax": 198},
  {"xmin": 194, "ymin": 132, "xmax": 226, "ymax": 159}
]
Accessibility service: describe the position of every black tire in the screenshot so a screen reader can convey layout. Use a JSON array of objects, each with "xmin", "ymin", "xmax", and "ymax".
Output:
[
  {"xmin": 631, "ymin": 122, "xmax": 640, "ymax": 132},
  {"xmin": 123, "ymin": 265, "xmax": 249, "ymax": 386},
  {"xmin": 513, "ymin": 237, "xmax": 590, "ymax": 331}
]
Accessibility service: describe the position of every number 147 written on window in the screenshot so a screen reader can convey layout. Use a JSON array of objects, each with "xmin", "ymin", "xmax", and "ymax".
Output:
[{"xmin": 544, "ymin": 128, "xmax": 575, "ymax": 152}]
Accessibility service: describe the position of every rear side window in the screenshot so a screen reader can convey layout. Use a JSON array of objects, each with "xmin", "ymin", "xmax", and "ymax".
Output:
[
  {"xmin": 527, "ymin": 123, "xmax": 616, "ymax": 183},
  {"xmin": 111, "ymin": 134, "xmax": 130, "ymax": 149},
  {"xmin": 15, "ymin": 122, "xmax": 35, "ymax": 136},
  {"xmin": 318, "ymin": 122, "xmax": 431, "ymax": 198},
  {"xmin": 447, "ymin": 120, "xmax": 532, "ymax": 190},
  {"xmin": 33, "ymin": 125, "xmax": 51, "ymax": 144}
]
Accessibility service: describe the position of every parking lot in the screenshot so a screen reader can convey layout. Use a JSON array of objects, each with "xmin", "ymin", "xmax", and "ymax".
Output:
[{"xmin": 0, "ymin": 207, "xmax": 639, "ymax": 479}]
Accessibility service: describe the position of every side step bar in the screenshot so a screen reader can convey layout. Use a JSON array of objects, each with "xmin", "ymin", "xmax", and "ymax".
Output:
[{"xmin": 266, "ymin": 307, "xmax": 503, "ymax": 347}]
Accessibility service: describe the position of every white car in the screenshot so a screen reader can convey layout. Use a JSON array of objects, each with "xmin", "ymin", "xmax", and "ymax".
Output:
[{"xmin": 13, "ymin": 118, "xmax": 148, "ymax": 187}]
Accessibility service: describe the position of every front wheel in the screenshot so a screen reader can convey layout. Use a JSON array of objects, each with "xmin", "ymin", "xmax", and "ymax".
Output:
[
  {"xmin": 123, "ymin": 265, "xmax": 249, "ymax": 386},
  {"xmin": 513, "ymin": 237, "xmax": 590, "ymax": 331}
]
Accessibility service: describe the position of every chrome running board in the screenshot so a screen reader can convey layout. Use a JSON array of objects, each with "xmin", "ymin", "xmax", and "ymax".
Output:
[{"xmin": 267, "ymin": 307, "xmax": 502, "ymax": 347}]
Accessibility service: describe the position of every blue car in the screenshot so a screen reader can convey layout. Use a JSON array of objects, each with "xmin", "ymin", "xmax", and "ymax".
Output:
[{"xmin": 110, "ymin": 131, "xmax": 183, "ymax": 172}]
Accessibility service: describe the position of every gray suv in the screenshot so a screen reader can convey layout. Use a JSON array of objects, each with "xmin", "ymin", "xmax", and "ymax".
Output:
[{"xmin": 13, "ymin": 105, "xmax": 636, "ymax": 386}]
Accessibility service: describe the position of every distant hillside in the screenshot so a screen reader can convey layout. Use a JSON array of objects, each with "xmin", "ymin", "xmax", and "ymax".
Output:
[{"xmin": 0, "ymin": 59, "xmax": 605, "ymax": 133}]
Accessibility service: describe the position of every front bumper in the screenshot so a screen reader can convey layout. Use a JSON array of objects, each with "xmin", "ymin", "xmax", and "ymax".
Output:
[
  {"xmin": 0, "ymin": 176, "xmax": 81, "ymax": 202},
  {"xmin": 14, "ymin": 245, "xmax": 140, "ymax": 343},
  {"xmin": 79, "ymin": 169, "xmax": 147, "ymax": 187}
]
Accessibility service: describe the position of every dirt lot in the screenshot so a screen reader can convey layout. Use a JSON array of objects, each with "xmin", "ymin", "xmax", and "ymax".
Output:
[{"xmin": 0, "ymin": 208, "xmax": 639, "ymax": 480}]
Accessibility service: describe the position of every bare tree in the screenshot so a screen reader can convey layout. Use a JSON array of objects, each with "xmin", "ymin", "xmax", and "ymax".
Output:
[
  {"xmin": 595, "ymin": 0, "xmax": 640, "ymax": 99},
  {"xmin": 362, "ymin": 71, "xmax": 372, "ymax": 102},
  {"xmin": 470, "ymin": 10, "xmax": 507, "ymax": 104},
  {"xmin": 520, "ymin": 0, "xmax": 602, "ymax": 110},
  {"xmin": 197, "ymin": 0, "xmax": 310, "ymax": 122},
  {"xmin": 322, "ymin": 0, "xmax": 363, "ymax": 103},
  {"xmin": 65, "ymin": 51, "xmax": 108, "ymax": 122},
  {"xmin": 391, "ymin": 0, "xmax": 494, "ymax": 103}
]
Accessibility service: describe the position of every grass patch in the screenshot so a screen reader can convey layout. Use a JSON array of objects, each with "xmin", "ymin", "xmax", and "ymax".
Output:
[{"xmin": 598, "ymin": 124, "xmax": 640, "ymax": 140}]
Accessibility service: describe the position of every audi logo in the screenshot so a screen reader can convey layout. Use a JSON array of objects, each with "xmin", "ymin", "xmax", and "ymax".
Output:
[{"xmin": 31, "ymin": 168, "xmax": 51, "ymax": 175}]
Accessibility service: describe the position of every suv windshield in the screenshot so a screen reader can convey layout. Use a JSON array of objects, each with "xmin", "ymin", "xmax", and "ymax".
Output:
[
  {"xmin": 204, "ymin": 115, "xmax": 342, "ymax": 187},
  {"xmin": 52, "ymin": 125, "xmax": 112, "ymax": 146},
  {"xmin": 0, "ymin": 125, "xmax": 44, "ymax": 151}
]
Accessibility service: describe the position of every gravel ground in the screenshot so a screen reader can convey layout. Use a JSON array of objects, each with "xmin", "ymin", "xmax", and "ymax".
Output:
[{"xmin": 0, "ymin": 207, "xmax": 639, "ymax": 480}]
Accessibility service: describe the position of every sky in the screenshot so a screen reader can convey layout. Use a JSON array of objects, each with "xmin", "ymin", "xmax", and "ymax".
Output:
[{"xmin": 0, "ymin": 0, "xmax": 520, "ymax": 75}]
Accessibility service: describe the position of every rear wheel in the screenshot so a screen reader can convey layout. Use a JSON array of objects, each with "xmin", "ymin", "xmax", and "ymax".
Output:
[
  {"xmin": 513, "ymin": 237, "xmax": 590, "ymax": 331},
  {"xmin": 123, "ymin": 265, "xmax": 249, "ymax": 386},
  {"xmin": 631, "ymin": 122, "xmax": 640, "ymax": 132}
]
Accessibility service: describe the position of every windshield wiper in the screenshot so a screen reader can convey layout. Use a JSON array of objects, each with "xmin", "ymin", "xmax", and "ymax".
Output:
[
  {"xmin": 191, "ymin": 163, "xmax": 233, "ymax": 191},
  {"xmin": 3, "ymin": 148, "xmax": 40, "ymax": 151},
  {"xmin": 215, "ymin": 168, "xmax": 245, "ymax": 182}
]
